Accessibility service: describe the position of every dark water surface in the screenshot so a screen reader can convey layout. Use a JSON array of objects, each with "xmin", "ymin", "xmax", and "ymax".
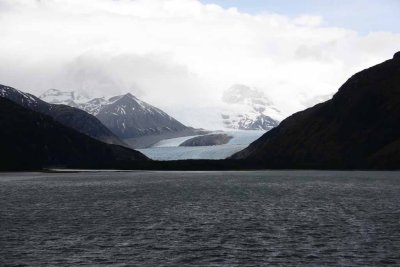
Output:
[{"xmin": 1, "ymin": 171, "xmax": 400, "ymax": 266}]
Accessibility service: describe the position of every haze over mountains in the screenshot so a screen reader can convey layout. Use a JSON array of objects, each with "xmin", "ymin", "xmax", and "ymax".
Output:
[
  {"xmin": 221, "ymin": 84, "xmax": 280, "ymax": 131},
  {"xmin": 232, "ymin": 52, "xmax": 400, "ymax": 169},
  {"xmin": 39, "ymin": 87, "xmax": 280, "ymax": 149},
  {"xmin": 40, "ymin": 90, "xmax": 189, "ymax": 136},
  {"xmin": 1, "ymin": 83, "xmax": 277, "ymax": 164},
  {"xmin": 40, "ymin": 86, "xmax": 281, "ymax": 132},
  {"xmin": 1, "ymin": 52, "xmax": 400, "ymax": 170},
  {"xmin": 40, "ymin": 89, "xmax": 90, "ymax": 107},
  {"xmin": 39, "ymin": 89, "xmax": 206, "ymax": 148}
]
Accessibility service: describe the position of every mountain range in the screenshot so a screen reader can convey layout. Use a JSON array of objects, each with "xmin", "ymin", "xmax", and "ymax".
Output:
[
  {"xmin": 232, "ymin": 51, "xmax": 400, "ymax": 169},
  {"xmin": 1, "ymin": 52, "xmax": 399, "ymax": 170},
  {"xmin": 39, "ymin": 90, "xmax": 202, "ymax": 148},
  {"xmin": 0, "ymin": 97, "xmax": 147, "ymax": 170},
  {"xmin": 0, "ymin": 85, "xmax": 124, "ymax": 146},
  {"xmin": 40, "ymin": 86, "xmax": 280, "ymax": 135}
]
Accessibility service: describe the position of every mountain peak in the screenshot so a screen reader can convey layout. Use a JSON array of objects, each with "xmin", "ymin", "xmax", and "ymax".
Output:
[
  {"xmin": 36, "ymin": 88, "xmax": 191, "ymax": 142},
  {"xmin": 110, "ymin": 93, "xmax": 139, "ymax": 103},
  {"xmin": 221, "ymin": 84, "xmax": 280, "ymax": 130},
  {"xmin": 121, "ymin": 92, "xmax": 138, "ymax": 101},
  {"xmin": 394, "ymin": 51, "xmax": 400, "ymax": 60},
  {"xmin": 96, "ymin": 93, "xmax": 188, "ymax": 140}
]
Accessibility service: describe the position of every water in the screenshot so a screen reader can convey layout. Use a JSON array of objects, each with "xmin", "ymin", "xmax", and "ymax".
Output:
[{"xmin": 1, "ymin": 171, "xmax": 400, "ymax": 266}]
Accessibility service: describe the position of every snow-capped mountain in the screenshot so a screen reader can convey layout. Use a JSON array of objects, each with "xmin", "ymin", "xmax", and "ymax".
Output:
[
  {"xmin": 39, "ymin": 89, "xmax": 198, "ymax": 147},
  {"xmin": 39, "ymin": 89, "xmax": 89, "ymax": 107},
  {"xmin": 222, "ymin": 113, "xmax": 278, "ymax": 130},
  {"xmin": 96, "ymin": 93, "xmax": 189, "ymax": 138},
  {"xmin": 79, "ymin": 97, "xmax": 110, "ymax": 115},
  {"xmin": 221, "ymin": 84, "xmax": 280, "ymax": 130},
  {"xmin": 1, "ymin": 85, "xmax": 47, "ymax": 113}
]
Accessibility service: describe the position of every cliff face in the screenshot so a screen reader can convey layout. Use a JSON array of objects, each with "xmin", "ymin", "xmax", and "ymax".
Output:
[{"xmin": 231, "ymin": 52, "xmax": 400, "ymax": 169}]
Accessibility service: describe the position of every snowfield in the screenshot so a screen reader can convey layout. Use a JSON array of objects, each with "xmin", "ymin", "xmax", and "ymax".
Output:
[{"xmin": 138, "ymin": 131, "xmax": 265, "ymax": 160}]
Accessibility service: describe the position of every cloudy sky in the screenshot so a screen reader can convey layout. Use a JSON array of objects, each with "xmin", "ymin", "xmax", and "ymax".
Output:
[{"xmin": 0, "ymin": 0, "xmax": 399, "ymax": 127}]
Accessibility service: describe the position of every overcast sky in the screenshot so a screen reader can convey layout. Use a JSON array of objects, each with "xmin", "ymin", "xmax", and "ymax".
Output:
[{"xmin": 0, "ymin": 0, "xmax": 399, "ymax": 126}]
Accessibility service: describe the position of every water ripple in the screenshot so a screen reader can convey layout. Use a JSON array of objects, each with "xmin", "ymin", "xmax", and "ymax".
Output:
[{"xmin": 1, "ymin": 171, "xmax": 400, "ymax": 266}]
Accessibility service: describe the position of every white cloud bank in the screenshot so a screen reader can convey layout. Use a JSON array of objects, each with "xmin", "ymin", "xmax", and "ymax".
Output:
[{"xmin": 0, "ymin": 0, "xmax": 399, "ymax": 127}]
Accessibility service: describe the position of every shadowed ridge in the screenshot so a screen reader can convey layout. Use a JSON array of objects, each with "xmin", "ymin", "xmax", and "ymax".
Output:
[
  {"xmin": 0, "ymin": 84, "xmax": 126, "ymax": 146},
  {"xmin": 230, "ymin": 52, "xmax": 400, "ymax": 170},
  {"xmin": 393, "ymin": 51, "xmax": 400, "ymax": 60},
  {"xmin": 0, "ymin": 98, "xmax": 148, "ymax": 171}
]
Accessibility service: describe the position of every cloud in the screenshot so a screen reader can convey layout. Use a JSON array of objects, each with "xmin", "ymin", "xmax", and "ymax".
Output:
[
  {"xmin": 0, "ymin": 0, "xmax": 399, "ymax": 125},
  {"xmin": 62, "ymin": 53, "xmax": 208, "ymax": 105}
]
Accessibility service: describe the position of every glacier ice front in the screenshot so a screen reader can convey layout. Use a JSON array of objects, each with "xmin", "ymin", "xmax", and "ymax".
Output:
[{"xmin": 138, "ymin": 130, "xmax": 265, "ymax": 160}]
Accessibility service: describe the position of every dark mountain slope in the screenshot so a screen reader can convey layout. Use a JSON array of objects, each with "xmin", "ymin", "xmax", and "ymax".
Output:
[
  {"xmin": 0, "ymin": 85, "xmax": 124, "ymax": 146},
  {"xmin": 231, "ymin": 52, "xmax": 400, "ymax": 169},
  {"xmin": 0, "ymin": 98, "xmax": 148, "ymax": 171}
]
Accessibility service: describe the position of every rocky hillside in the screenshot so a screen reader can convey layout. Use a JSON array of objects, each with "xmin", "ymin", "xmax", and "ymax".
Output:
[
  {"xmin": 0, "ymin": 98, "xmax": 148, "ymax": 170},
  {"xmin": 231, "ymin": 52, "xmax": 400, "ymax": 169},
  {"xmin": 1, "ymin": 85, "xmax": 124, "ymax": 146}
]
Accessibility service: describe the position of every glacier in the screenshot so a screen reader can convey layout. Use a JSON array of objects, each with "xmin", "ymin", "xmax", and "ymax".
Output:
[{"xmin": 138, "ymin": 130, "xmax": 265, "ymax": 160}]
